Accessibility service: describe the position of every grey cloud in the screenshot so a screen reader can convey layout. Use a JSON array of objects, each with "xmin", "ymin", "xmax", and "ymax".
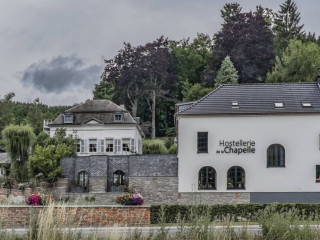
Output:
[{"xmin": 20, "ymin": 55, "xmax": 102, "ymax": 93}]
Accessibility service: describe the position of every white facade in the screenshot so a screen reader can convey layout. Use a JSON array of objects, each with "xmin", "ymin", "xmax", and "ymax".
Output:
[
  {"xmin": 48, "ymin": 100, "xmax": 144, "ymax": 156},
  {"xmin": 50, "ymin": 123, "xmax": 143, "ymax": 156},
  {"xmin": 178, "ymin": 114, "xmax": 320, "ymax": 193}
]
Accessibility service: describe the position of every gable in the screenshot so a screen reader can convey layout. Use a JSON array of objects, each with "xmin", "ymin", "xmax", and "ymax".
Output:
[{"xmin": 84, "ymin": 119, "xmax": 102, "ymax": 125}]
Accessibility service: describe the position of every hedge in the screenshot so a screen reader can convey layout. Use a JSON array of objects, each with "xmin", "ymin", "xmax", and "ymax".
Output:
[
  {"xmin": 150, "ymin": 203, "xmax": 320, "ymax": 224},
  {"xmin": 143, "ymin": 139, "xmax": 168, "ymax": 154}
]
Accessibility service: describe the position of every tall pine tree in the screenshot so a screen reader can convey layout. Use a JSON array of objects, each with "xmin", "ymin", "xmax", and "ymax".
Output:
[
  {"xmin": 215, "ymin": 56, "xmax": 239, "ymax": 88},
  {"xmin": 273, "ymin": 0, "xmax": 304, "ymax": 58}
]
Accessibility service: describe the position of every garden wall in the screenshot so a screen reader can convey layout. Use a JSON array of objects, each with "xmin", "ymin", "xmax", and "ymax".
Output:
[{"xmin": 0, "ymin": 205, "xmax": 150, "ymax": 227}]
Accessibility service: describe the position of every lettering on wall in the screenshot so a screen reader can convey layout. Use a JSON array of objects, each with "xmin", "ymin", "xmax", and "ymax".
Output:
[{"xmin": 216, "ymin": 140, "xmax": 255, "ymax": 155}]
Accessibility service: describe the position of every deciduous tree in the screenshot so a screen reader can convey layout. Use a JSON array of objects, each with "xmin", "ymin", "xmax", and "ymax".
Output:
[
  {"xmin": 212, "ymin": 5, "xmax": 274, "ymax": 84},
  {"xmin": 2, "ymin": 125, "xmax": 35, "ymax": 180},
  {"xmin": 267, "ymin": 39, "xmax": 320, "ymax": 83}
]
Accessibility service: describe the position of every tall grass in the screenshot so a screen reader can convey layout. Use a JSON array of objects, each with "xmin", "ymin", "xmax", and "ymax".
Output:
[{"xmin": 2, "ymin": 203, "xmax": 320, "ymax": 239}]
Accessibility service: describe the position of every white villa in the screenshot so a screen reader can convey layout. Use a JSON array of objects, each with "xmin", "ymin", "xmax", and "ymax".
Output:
[{"xmin": 48, "ymin": 100, "xmax": 144, "ymax": 156}]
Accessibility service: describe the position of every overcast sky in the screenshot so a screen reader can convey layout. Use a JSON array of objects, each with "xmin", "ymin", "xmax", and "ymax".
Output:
[{"xmin": 0, "ymin": 0, "xmax": 319, "ymax": 106}]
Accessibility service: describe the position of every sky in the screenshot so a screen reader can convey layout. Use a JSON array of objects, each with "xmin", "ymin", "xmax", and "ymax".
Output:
[{"xmin": 0, "ymin": 0, "xmax": 319, "ymax": 106}]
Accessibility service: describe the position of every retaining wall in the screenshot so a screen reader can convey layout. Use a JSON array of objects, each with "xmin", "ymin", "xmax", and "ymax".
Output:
[{"xmin": 0, "ymin": 205, "xmax": 150, "ymax": 227}]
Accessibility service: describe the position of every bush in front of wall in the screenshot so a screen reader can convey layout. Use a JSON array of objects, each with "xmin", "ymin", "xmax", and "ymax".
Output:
[
  {"xmin": 167, "ymin": 144, "xmax": 177, "ymax": 154},
  {"xmin": 143, "ymin": 139, "xmax": 168, "ymax": 154},
  {"xmin": 150, "ymin": 203, "xmax": 320, "ymax": 224}
]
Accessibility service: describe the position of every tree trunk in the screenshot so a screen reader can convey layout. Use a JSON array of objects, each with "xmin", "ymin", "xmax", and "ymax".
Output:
[
  {"xmin": 151, "ymin": 90, "xmax": 156, "ymax": 139},
  {"xmin": 131, "ymin": 99, "xmax": 138, "ymax": 118}
]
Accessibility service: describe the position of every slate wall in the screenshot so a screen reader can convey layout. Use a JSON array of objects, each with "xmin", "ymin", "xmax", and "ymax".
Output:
[{"xmin": 60, "ymin": 154, "xmax": 178, "ymax": 193}]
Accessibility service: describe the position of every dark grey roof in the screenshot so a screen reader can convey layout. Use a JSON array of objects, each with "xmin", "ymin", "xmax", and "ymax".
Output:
[
  {"xmin": 66, "ymin": 100, "xmax": 126, "ymax": 113},
  {"xmin": 0, "ymin": 153, "xmax": 10, "ymax": 164},
  {"xmin": 50, "ymin": 100, "xmax": 137, "ymax": 125},
  {"xmin": 178, "ymin": 83, "xmax": 320, "ymax": 115}
]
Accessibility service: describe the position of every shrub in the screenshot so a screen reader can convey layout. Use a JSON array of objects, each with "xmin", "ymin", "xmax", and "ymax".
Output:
[
  {"xmin": 167, "ymin": 144, "xmax": 177, "ymax": 154},
  {"xmin": 143, "ymin": 139, "xmax": 168, "ymax": 154},
  {"xmin": 150, "ymin": 203, "xmax": 320, "ymax": 224}
]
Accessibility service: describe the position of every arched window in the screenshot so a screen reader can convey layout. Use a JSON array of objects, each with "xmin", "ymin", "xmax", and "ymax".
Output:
[
  {"xmin": 77, "ymin": 171, "xmax": 89, "ymax": 192},
  {"xmin": 227, "ymin": 166, "xmax": 245, "ymax": 189},
  {"xmin": 267, "ymin": 144, "xmax": 285, "ymax": 167},
  {"xmin": 113, "ymin": 170, "xmax": 125, "ymax": 186},
  {"xmin": 198, "ymin": 166, "xmax": 216, "ymax": 190}
]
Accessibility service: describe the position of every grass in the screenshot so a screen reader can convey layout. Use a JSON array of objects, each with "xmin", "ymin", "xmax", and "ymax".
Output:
[{"xmin": 1, "ymin": 203, "xmax": 320, "ymax": 239}]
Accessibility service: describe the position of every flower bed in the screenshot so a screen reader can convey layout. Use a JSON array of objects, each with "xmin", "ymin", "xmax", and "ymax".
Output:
[{"xmin": 116, "ymin": 192, "xmax": 144, "ymax": 205}]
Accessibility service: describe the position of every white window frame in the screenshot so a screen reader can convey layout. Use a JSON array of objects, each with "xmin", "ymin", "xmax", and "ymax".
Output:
[
  {"xmin": 122, "ymin": 138, "xmax": 130, "ymax": 152},
  {"xmin": 114, "ymin": 113, "xmax": 123, "ymax": 123},
  {"xmin": 64, "ymin": 114, "xmax": 73, "ymax": 123},
  {"xmin": 89, "ymin": 139, "xmax": 97, "ymax": 153},
  {"xmin": 105, "ymin": 138, "xmax": 114, "ymax": 153}
]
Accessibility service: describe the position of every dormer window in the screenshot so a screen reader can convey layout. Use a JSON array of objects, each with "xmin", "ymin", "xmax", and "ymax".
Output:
[
  {"xmin": 114, "ymin": 113, "xmax": 123, "ymax": 123},
  {"xmin": 274, "ymin": 102, "xmax": 284, "ymax": 108},
  {"xmin": 232, "ymin": 101, "xmax": 239, "ymax": 108},
  {"xmin": 302, "ymin": 102, "xmax": 312, "ymax": 108},
  {"xmin": 64, "ymin": 114, "xmax": 73, "ymax": 123}
]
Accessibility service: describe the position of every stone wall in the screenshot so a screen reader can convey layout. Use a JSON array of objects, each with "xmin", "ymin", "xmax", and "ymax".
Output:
[
  {"xmin": 0, "ymin": 205, "xmax": 150, "ymax": 227},
  {"xmin": 129, "ymin": 177, "xmax": 179, "ymax": 204},
  {"xmin": 178, "ymin": 192, "xmax": 250, "ymax": 204},
  {"xmin": 60, "ymin": 154, "xmax": 178, "ymax": 192}
]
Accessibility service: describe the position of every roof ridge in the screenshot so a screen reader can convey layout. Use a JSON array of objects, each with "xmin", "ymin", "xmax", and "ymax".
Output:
[{"xmin": 223, "ymin": 82, "xmax": 318, "ymax": 86}]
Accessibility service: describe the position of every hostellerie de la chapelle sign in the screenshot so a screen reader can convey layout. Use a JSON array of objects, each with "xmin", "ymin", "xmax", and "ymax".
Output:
[{"xmin": 216, "ymin": 140, "xmax": 255, "ymax": 154}]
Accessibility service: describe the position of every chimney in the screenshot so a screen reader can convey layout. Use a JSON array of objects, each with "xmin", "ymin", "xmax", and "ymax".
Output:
[{"xmin": 120, "ymin": 104, "xmax": 125, "ymax": 109}]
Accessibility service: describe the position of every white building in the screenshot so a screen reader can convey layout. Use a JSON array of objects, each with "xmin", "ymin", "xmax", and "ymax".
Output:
[
  {"xmin": 49, "ymin": 100, "xmax": 144, "ymax": 156},
  {"xmin": 176, "ymin": 83, "xmax": 320, "ymax": 202}
]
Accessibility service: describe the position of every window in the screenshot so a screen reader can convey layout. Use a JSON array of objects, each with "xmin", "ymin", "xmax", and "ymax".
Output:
[
  {"xmin": 76, "ymin": 140, "xmax": 81, "ymax": 153},
  {"xmin": 77, "ymin": 171, "xmax": 89, "ymax": 192},
  {"xmin": 197, "ymin": 132, "xmax": 208, "ymax": 153},
  {"xmin": 302, "ymin": 102, "xmax": 312, "ymax": 108},
  {"xmin": 227, "ymin": 166, "xmax": 245, "ymax": 189},
  {"xmin": 267, "ymin": 144, "xmax": 285, "ymax": 167},
  {"xmin": 105, "ymin": 139, "xmax": 114, "ymax": 152},
  {"xmin": 198, "ymin": 166, "xmax": 216, "ymax": 190},
  {"xmin": 122, "ymin": 138, "xmax": 130, "ymax": 152},
  {"xmin": 316, "ymin": 165, "xmax": 320, "ymax": 182},
  {"xmin": 232, "ymin": 101, "xmax": 239, "ymax": 108},
  {"xmin": 113, "ymin": 170, "xmax": 125, "ymax": 186},
  {"xmin": 274, "ymin": 102, "xmax": 284, "ymax": 108},
  {"xmin": 64, "ymin": 114, "xmax": 73, "ymax": 123},
  {"xmin": 114, "ymin": 113, "xmax": 123, "ymax": 123},
  {"xmin": 89, "ymin": 139, "xmax": 97, "ymax": 152}
]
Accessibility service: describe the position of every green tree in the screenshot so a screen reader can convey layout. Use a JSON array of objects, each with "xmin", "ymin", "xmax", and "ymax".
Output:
[
  {"xmin": 28, "ymin": 128, "xmax": 77, "ymax": 181},
  {"xmin": 28, "ymin": 144, "xmax": 73, "ymax": 181},
  {"xmin": 171, "ymin": 33, "xmax": 213, "ymax": 87},
  {"xmin": 267, "ymin": 39, "xmax": 320, "ymax": 83},
  {"xmin": 273, "ymin": 0, "xmax": 304, "ymax": 58},
  {"xmin": 93, "ymin": 81, "xmax": 114, "ymax": 100},
  {"xmin": 214, "ymin": 56, "xmax": 239, "ymax": 88},
  {"xmin": 2, "ymin": 125, "xmax": 36, "ymax": 180},
  {"xmin": 183, "ymin": 83, "xmax": 212, "ymax": 102}
]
